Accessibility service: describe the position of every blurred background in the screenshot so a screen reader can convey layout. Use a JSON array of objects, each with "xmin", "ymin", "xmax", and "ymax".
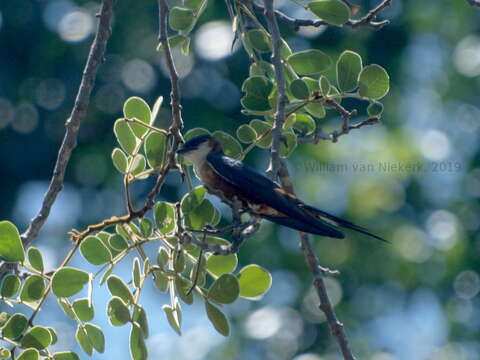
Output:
[{"xmin": 1, "ymin": 0, "xmax": 480, "ymax": 359}]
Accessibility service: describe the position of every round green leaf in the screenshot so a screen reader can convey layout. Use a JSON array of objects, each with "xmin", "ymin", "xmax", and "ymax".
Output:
[
  {"xmin": 21, "ymin": 326, "xmax": 52, "ymax": 350},
  {"xmin": 246, "ymin": 29, "xmax": 271, "ymax": 52},
  {"xmin": 47, "ymin": 327, "xmax": 58, "ymax": 345},
  {"xmin": 84, "ymin": 323, "xmax": 105, "ymax": 353},
  {"xmin": 114, "ymin": 119, "xmax": 137, "ymax": 155},
  {"xmin": 175, "ymin": 276, "xmax": 193, "ymax": 305},
  {"xmin": 236, "ymin": 124, "xmax": 257, "ymax": 144},
  {"xmin": 169, "ymin": 6, "xmax": 195, "ymax": 31},
  {"xmin": 140, "ymin": 218, "xmax": 153, "ymax": 237},
  {"xmin": 1, "ymin": 274, "xmax": 21, "ymax": 298},
  {"xmin": 111, "ymin": 148, "xmax": 128, "ymax": 173},
  {"xmin": 336, "ymin": 50, "xmax": 363, "ymax": 92},
  {"xmin": 305, "ymin": 103, "xmax": 326, "ymax": 118},
  {"xmin": 80, "ymin": 236, "xmax": 111, "ymax": 266},
  {"xmin": 57, "ymin": 298, "xmax": 76, "ymax": 318},
  {"xmin": 20, "ymin": 275, "xmax": 45, "ymax": 302},
  {"xmin": 27, "ymin": 247, "xmax": 44, "ymax": 273},
  {"xmin": 130, "ymin": 323, "xmax": 148, "ymax": 360},
  {"xmin": 249, "ymin": 119, "xmax": 273, "ymax": 148},
  {"xmin": 162, "ymin": 305, "xmax": 181, "ymax": 335},
  {"xmin": 52, "ymin": 267, "xmax": 89, "ymax": 298},
  {"xmin": 72, "ymin": 298, "xmax": 94, "ymax": 322},
  {"xmin": 53, "ymin": 352, "xmax": 80, "ymax": 360},
  {"xmin": 108, "ymin": 296, "xmax": 131, "ymax": 326},
  {"xmin": 358, "ymin": 64, "xmax": 390, "ymax": 100},
  {"xmin": 2, "ymin": 313, "xmax": 28, "ymax": 340},
  {"xmin": 109, "ymin": 234, "xmax": 128, "ymax": 251},
  {"xmin": 206, "ymin": 254, "xmax": 238, "ymax": 277},
  {"xmin": 184, "ymin": 128, "xmax": 210, "ymax": 141},
  {"xmin": 237, "ymin": 265, "xmax": 272, "ymax": 298},
  {"xmin": 367, "ymin": 102, "xmax": 384, "ymax": 116},
  {"xmin": 129, "ymin": 154, "xmax": 146, "ymax": 176},
  {"xmin": 157, "ymin": 34, "xmax": 189, "ymax": 51},
  {"xmin": 208, "ymin": 273, "xmax": 239, "ymax": 304},
  {"xmin": 17, "ymin": 348, "xmax": 39, "ymax": 360},
  {"xmin": 0, "ymin": 221, "xmax": 25, "ymax": 262},
  {"xmin": 290, "ymin": 79, "xmax": 310, "ymax": 99},
  {"xmin": 280, "ymin": 132, "xmax": 298, "ymax": 158},
  {"xmin": 293, "ymin": 113, "xmax": 316, "ymax": 135},
  {"xmin": 107, "ymin": 275, "xmax": 134, "ymax": 305},
  {"xmin": 144, "ymin": 132, "xmax": 166, "ymax": 168},
  {"xmin": 287, "ymin": 50, "xmax": 332, "ymax": 75},
  {"xmin": 249, "ymin": 61, "xmax": 275, "ymax": 78},
  {"xmin": 153, "ymin": 270, "xmax": 169, "ymax": 292},
  {"xmin": 241, "ymin": 76, "xmax": 273, "ymax": 112},
  {"xmin": 123, "ymin": 96, "xmax": 151, "ymax": 137},
  {"xmin": 204, "ymin": 300, "xmax": 229, "ymax": 336},
  {"xmin": 308, "ymin": 0, "xmax": 351, "ymax": 26},
  {"xmin": 181, "ymin": 186, "xmax": 207, "ymax": 213},
  {"xmin": 184, "ymin": 199, "xmax": 216, "ymax": 230},
  {"xmin": 154, "ymin": 202, "xmax": 176, "ymax": 234},
  {"xmin": 75, "ymin": 326, "xmax": 92, "ymax": 356},
  {"xmin": 319, "ymin": 75, "xmax": 331, "ymax": 94},
  {"xmin": 212, "ymin": 131, "xmax": 242, "ymax": 158}
]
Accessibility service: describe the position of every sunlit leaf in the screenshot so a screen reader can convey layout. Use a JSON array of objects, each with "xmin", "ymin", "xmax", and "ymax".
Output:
[
  {"xmin": 336, "ymin": 50, "xmax": 362, "ymax": 92},
  {"xmin": 27, "ymin": 247, "xmax": 43, "ymax": 273},
  {"xmin": 308, "ymin": 0, "xmax": 351, "ymax": 26},
  {"xmin": 123, "ymin": 96, "xmax": 151, "ymax": 138},
  {"xmin": 208, "ymin": 273, "xmax": 239, "ymax": 304},
  {"xmin": 20, "ymin": 275, "xmax": 45, "ymax": 302},
  {"xmin": 237, "ymin": 265, "xmax": 272, "ymax": 298},
  {"xmin": 358, "ymin": 64, "xmax": 390, "ymax": 100},
  {"xmin": 52, "ymin": 267, "xmax": 89, "ymax": 298},
  {"xmin": 0, "ymin": 221, "xmax": 25, "ymax": 262},
  {"xmin": 107, "ymin": 275, "xmax": 134, "ymax": 305},
  {"xmin": 130, "ymin": 323, "xmax": 148, "ymax": 360},
  {"xmin": 72, "ymin": 298, "xmax": 94, "ymax": 322},
  {"xmin": 80, "ymin": 235, "xmax": 112, "ymax": 265},
  {"xmin": 1, "ymin": 274, "xmax": 21, "ymax": 298},
  {"xmin": 287, "ymin": 50, "xmax": 332, "ymax": 75},
  {"xmin": 20, "ymin": 326, "xmax": 52, "ymax": 350},
  {"xmin": 204, "ymin": 300, "xmax": 229, "ymax": 336}
]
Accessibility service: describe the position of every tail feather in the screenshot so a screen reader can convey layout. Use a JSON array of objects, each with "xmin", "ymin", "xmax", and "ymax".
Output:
[
  {"xmin": 302, "ymin": 205, "xmax": 388, "ymax": 242},
  {"xmin": 261, "ymin": 214, "xmax": 345, "ymax": 238}
]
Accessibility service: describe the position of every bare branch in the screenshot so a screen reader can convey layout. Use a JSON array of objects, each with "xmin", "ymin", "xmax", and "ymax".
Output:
[
  {"xmin": 252, "ymin": 0, "xmax": 391, "ymax": 31},
  {"xmin": 17, "ymin": 0, "xmax": 115, "ymax": 248}
]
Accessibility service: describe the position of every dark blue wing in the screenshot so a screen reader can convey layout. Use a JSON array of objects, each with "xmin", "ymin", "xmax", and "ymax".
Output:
[{"xmin": 206, "ymin": 153, "xmax": 344, "ymax": 238}]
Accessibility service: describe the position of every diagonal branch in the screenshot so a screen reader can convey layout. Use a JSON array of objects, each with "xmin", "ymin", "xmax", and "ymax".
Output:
[{"xmin": 252, "ymin": 0, "xmax": 391, "ymax": 31}]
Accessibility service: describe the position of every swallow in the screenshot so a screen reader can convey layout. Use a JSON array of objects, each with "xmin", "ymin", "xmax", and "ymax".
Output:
[{"xmin": 177, "ymin": 134, "xmax": 385, "ymax": 242}]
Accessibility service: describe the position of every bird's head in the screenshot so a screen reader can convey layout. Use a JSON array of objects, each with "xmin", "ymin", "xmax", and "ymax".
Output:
[{"xmin": 176, "ymin": 134, "xmax": 222, "ymax": 165}]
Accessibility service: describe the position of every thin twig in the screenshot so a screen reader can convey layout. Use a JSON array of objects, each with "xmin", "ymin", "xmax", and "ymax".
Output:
[{"xmin": 251, "ymin": 0, "xmax": 391, "ymax": 31}]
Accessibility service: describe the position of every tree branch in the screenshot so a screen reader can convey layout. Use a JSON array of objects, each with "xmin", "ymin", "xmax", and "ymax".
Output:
[{"xmin": 252, "ymin": 0, "xmax": 391, "ymax": 31}]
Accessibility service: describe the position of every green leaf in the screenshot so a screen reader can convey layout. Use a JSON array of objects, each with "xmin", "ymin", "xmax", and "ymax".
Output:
[
  {"xmin": 0, "ymin": 221, "xmax": 25, "ymax": 262},
  {"xmin": 287, "ymin": 50, "xmax": 332, "ymax": 75},
  {"xmin": 175, "ymin": 276, "xmax": 193, "ymax": 305},
  {"xmin": 153, "ymin": 270, "xmax": 169, "ymax": 292},
  {"xmin": 139, "ymin": 218, "xmax": 153, "ymax": 237},
  {"xmin": 280, "ymin": 131, "xmax": 297, "ymax": 158},
  {"xmin": 367, "ymin": 102, "xmax": 384, "ymax": 116},
  {"xmin": 208, "ymin": 273, "xmax": 239, "ymax": 304},
  {"xmin": 57, "ymin": 298, "xmax": 76, "ymax": 318},
  {"xmin": 27, "ymin": 247, "xmax": 44, "ymax": 273},
  {"xmin": 72, "ymin": 298, "xmax": 94, "ymax": 322},
  {"xmin": 80, "ymin": 236, "xmax": 112, "ymax": 266},
  {"xmin": 184, "ymin": 199, "xmax": 215, "ymax": 230},
  {"xmin": 75, "ymin": 326, "xmax": 92, "ymax": 356},
  {"xmin": 1, "ymin": 274, "xmax": 21, "ymax": 298},
  {"xmin": 204, "ymin": 300, "xmax": 229, "ymax": 336},
  {"xmin": 20, "ymin": 326, "xmax": 51, "ymax": 350},
  {"xmin": 249, "ymin": 61, "xmax": 275, "ymax": 79},
  {"xmin": 17, "ymin": 348, "xmax": 39, "ymax": 360},
  {"xmin": 246, "ymin": 29, "xmax": 271, "ymax": 52},
  {"xmin": 249, "ymin": 119, "xmax": 273, "ymax": 148},
  {"xmin": 308, "ymin": 0, "xmax": 351, "ymax": 26},
  {"xmin": 20, "ymin": 275, "xmax": 45, "ymax": 302},
  {"xmin": 162, "ymin": 305, "xmax": 181, "ymax": 335},
  {"xmin": 53, "ymin": 352, "xmax": 80, "ymax": 360},
  {"xmin": 111, "ymin": 148, "xmax": 128, "ymax": 173},
  {"xmin": 319, "ymin": 75, "xmax": 331, "ymax": 94},
  {"xmin": 133, "ymin": 306, "xmax": 149, "ymax": 338},
  {"xmin": 114, "ymin": 119, "xmax": 137, "ymax": 155},
  {"xmin": 237, "ymin": 264, "xmax": 272, "ymax": 298},
  {"xmin": 280, "ymin": 38, "xmax": 293, "ymax": 59},
  {"xmin": 181, "ymin": 36, "xmax": 191, "ymax": 55},
  {"xmin": 151, "ymin": 96, "xmax": 163, "ymax": 124},
  {"xmin": 84, "ymin": 323, "xmax": 105, "ymax": 353},
  {"xmin": 293, "ymin": 113, "xmax": 316, "ymax": 135},
  {"xmin": 133, "ymin": 258, "xmax": 141, "ymax": 288},
  {"xmin": 169, "ymin": 6, "xmax": 195, "ymax": 31},
  {"xmin": 157, "ymin": 35, "xmax": 189, "ymax": 51},
  {"xmin": 47, "ymin": 327, "xmax": 58, "ymax": 345},
  {"xmin": 236, "ymin": 124, "xmax": 257, "ymax": 143},
  {"xmin": 123, "ymin": 96, "xmax": 151, "ymax": 137},
  {"xmin": 336, "ymin": 50, "xmax": 362, "ymax": 92},
  {"xmin": 181, "ymin": 186, "xmax": 207, "ymax": 213},
  {"xmin": 2, "ymin": 313, "xmax": 28, "ymax": 340},
  {"xmin": 108, "ymin": 296, "xmax": 131, "ymax": 326},
  {"xmin": 0, "ymin": 347, "xmax": 10, "ymax": 359},
  {"xmin": 129, "ymin": 154, "xmax": 146, "ymax": 176},
  {"xmin": 206, "ymin": 254, "xmax": 238, "ymax": 277},
  {"xmin": 144, "ymin": 132, "xmax": 166, "ymax": 168},
  {"xmin": 107, "ymin": 275, "xmax": 134, "ymax": 305},
  {"xmin": 212, "ymin": 131, "xmax": 242, "ymax": 158},
  {"xmin": 52, "ymin": 267, "xmax": 89, "ymax": 298},
  {"xmin": 154, "ymin": 202, "xmax": 176, "ymax": 234},
  {"xmin": 109, "ymin": 234, "xmax": 128, "ymax": 251},
  {"xmin": 157, "ymin": 247, "xmax": 169, "ymax": 268},
  {"xmin": 130, "ymin": 323, "xmax": 148, "ymax": 360},
  {"xmin": 358, "ymin": 64, "xmax": 390, "ymax": 100},
  {"xmin": 305, "ymin": 103, "xmax": 326, "ymax": 118},
  {"xmin": 241, "ymin": 76, "xmax": 273, "ymax": 112},
  {"xmin": 289, "ymin": 79, "xmax": 310, "ymax": 99},
  {"xmin": 184, "ymin": 128, "xmax": 210, "ymax": 141}
]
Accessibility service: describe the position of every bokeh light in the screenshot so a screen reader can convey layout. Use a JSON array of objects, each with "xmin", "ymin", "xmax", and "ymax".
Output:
[
  {"xmin": 122, "ymin": 58, "xmax": 157, "ymax": 93},
  {"xmin": 58, "ymin": 9, "xmax": 94, "ymax": 42},
  {"xmin": 194, "ymin": 21, "xmax": 238, "ymax": 60},
  {"xmin": 454, "ymin": 35, "xmax": 480, "ymax": 77}
]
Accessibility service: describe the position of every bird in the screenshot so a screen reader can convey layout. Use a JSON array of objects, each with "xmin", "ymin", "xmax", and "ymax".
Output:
[{"xmin": 176, "ymin": 134, "xmax": 386, "ymax": 242}]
